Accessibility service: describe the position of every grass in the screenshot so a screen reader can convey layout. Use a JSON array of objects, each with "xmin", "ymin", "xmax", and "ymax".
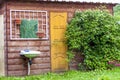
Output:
[{"xmin": 1, "ymin": 67, "xmax": 120, "ymax": 80}]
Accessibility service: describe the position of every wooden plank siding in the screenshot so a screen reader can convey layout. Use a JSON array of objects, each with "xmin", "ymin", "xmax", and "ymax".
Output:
[{"xmin": 2, "ymin": 1, "xmax": 115, "ymax": 76}]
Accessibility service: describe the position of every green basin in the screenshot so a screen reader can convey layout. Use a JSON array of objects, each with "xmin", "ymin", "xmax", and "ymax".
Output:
[{"xmin": 20, "ymin": 50, "xmax": 41, "ymax": 58}]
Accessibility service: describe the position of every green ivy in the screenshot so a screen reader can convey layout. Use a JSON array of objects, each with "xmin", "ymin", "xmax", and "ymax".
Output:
[{"xmin": 65, "ymin": 9, "xmax": 120, "ymax": 70}]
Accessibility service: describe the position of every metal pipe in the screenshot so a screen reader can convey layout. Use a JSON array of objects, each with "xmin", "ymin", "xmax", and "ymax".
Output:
[{"xmin": 27, "ymin": 58, "xmax": 32, "ymax": 75}]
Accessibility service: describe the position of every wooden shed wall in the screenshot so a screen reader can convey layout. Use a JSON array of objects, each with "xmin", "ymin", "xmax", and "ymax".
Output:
[{"xmin": 5, "ymin": 1, "xmax": 114, "ymax": 76}]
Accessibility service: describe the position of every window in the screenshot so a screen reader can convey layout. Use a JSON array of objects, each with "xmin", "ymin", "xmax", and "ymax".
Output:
[{"xmin": 10, "ymin": 10, "xmax": 48, "ymax": 40}]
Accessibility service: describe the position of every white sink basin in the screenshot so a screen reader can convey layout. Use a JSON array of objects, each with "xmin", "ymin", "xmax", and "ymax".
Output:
[{"xmin": 20, "ymin": 50, "xmax": 41, "ymax": 58}]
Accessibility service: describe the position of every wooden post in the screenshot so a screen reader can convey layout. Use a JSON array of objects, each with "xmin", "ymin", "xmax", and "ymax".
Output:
[{"xmin": 0, "ymin": 15, "xmax": 5, "ymax": 76}]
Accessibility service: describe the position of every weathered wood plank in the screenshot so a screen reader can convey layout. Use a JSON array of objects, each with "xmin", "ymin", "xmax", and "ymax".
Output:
[
  {"xmin": 8, "ymin": 53, "xmax": 20, "ymax": 59},
  {"xmin": 8, "ymin": 59, "xmax": 24, "ymax": 65},
  {"xmin": 31, "ymin": 63, "xmax": 51, "ymax": 69},
  {"xmin": 8, "ymin": 41, "xmax": 50, "ymax": 47},
  {"xmin": 30, "ymin": 69, "xmax": 50, "ymax": 75},
  {"xmin": 8, "ymin": 70, "xmax": 27, "ymax": 76},
  {"xmin": 33, "ymin": 57, "xmax": 50, "ymax": 64},
  {"xmin": 8, "ymin": 64, "xmax": 26, "ymax": 71}
]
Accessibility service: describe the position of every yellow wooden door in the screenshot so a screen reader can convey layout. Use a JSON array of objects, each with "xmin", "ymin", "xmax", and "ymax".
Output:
[{"xmin": 50, "ymin": 12, "xmax": 68, "ymax": 72}]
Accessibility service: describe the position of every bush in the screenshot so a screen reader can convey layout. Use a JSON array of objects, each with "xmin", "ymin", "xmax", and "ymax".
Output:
[{"xmin": 65, "ymin": 9, "xmax": 120, "ymax": 70}]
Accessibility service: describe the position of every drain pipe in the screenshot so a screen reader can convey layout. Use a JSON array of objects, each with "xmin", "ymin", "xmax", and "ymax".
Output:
[{"xmin": 28, "ymin": 58, "xmax": 32, "ymax": 75}]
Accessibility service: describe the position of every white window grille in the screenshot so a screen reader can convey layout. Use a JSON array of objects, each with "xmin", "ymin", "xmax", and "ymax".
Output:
[{"xmin": 10, "ymin": 10, "xmax": 48, "ymax": 40}]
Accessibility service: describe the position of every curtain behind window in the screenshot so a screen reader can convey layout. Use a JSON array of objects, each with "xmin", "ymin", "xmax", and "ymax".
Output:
[{"xmin": 20, "ymin": 19, "xmax": 38, "ymax": 38}]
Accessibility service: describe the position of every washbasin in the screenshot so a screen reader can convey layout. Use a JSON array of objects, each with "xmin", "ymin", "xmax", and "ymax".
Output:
[
  {"xmin": 20, "ymin": 50, "xmax": 41, "ymax": 75},
  {"xmin": 20, "ymin": 50, "xmax": 41, "ymax": 58}
]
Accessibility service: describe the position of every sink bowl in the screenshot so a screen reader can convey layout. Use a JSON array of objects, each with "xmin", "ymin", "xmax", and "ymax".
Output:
[{"xmin": 20, "ymin": 50, "xmax": 41, "ymax": 58}]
